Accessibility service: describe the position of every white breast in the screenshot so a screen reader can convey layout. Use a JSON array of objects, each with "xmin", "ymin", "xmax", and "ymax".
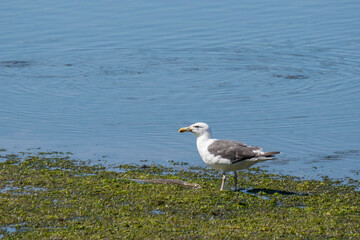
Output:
[{"xmin": 196, "ymin": 138, "xmax": 231, "ymax": 170}]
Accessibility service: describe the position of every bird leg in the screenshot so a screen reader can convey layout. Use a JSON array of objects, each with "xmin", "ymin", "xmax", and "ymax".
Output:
[
  {"xmin": 220, "ymin": 173, "xmax": 226, "ymax": 191},
  {"xmin": 234, "ymin": 171, "xmax": 237, "ymax": 190}
]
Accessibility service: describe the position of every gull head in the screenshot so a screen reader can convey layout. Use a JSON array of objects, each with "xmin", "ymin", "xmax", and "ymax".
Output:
[{"xmin": 179, "ymin": 122, "xmax": 212, "ymax": 138}]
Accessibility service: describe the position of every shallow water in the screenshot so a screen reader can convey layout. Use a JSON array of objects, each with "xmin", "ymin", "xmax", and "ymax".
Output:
[{"xmin": 1, "ymin": 0, "xmax": 360, "ymax": 179}]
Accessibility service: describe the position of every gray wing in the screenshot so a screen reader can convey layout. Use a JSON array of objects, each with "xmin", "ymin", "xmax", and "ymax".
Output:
[{"xmin": 207, "ymin": 140, "xmax": 259, "ymax": 164}]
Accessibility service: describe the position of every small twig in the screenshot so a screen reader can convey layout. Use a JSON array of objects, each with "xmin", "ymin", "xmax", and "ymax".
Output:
[{"xmin": 128, "ymin": 178, "xmax": 201, "ymax": 189}]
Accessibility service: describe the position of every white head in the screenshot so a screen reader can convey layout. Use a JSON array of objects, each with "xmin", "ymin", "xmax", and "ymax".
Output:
[{"xmin": 178, "ymin": 122, "xmax": 212, "ymax": 138}]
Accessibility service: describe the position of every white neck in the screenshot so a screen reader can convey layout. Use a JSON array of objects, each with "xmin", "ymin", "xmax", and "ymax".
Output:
[
  {"xmin": 196, "ymin": 131, "xmax": 212, "ymax": 144},
  {"xmin": 196, "ymin": 132, "xmax": 213, "ymax": 162}
]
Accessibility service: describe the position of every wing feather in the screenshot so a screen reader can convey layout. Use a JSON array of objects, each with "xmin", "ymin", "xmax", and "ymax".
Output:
[{"xmin": 207, "ymin": 140, "xmax": 257, "ymax": 164}]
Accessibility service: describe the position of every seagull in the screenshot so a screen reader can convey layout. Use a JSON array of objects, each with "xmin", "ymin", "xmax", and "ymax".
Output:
[{"xmin": 179, "ymin": 122, "xmax": 280, "ymax": 191}]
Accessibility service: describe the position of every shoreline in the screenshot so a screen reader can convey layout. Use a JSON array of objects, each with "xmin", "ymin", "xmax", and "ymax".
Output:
[{"xmin": 1, "ymin": 151, "xmax": 359, "ymax": 239}]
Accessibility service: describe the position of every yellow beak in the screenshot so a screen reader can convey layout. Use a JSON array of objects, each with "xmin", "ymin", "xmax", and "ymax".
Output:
[{"xmin": 178, "ymin": 127, "xmax": 191, "ymax": 133}]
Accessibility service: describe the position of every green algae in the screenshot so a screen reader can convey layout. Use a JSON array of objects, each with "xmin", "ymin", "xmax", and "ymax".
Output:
[{"xmin": 0, "ymin": 151, "xmax": 359, "ymax": 239}]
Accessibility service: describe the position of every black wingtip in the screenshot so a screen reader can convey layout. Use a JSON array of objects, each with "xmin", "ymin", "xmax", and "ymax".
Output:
[{"xmin": 263, "ymin": 151, "xmax": 280, "ymax": 157}]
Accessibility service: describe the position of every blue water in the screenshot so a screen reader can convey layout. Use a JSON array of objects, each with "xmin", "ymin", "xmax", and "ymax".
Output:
[{"xmin": 1, "ymin": 1, "xmax": 360, "ymax": 179}]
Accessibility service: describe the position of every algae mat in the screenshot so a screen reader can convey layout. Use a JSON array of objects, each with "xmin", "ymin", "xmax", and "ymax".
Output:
[{"xmin": 0, "ymin": 151, "xmax": 359, "ymax": 239}]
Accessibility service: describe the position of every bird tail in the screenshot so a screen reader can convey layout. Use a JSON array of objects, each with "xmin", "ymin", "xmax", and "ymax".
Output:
[{"xmin": 262, "ymin": 151, "xmax": 280, "ymax": 157}]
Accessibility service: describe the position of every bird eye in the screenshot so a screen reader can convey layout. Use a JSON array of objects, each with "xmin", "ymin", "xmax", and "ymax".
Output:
[{"xmin": 194, "ymin": 125, "xmax": 200, "ymax": 128}]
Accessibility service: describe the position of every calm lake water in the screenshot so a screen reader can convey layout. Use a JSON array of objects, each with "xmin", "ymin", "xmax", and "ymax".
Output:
[{"xmin": 1, "ymin": 1, "xmax": 360, "ymax": 179}]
